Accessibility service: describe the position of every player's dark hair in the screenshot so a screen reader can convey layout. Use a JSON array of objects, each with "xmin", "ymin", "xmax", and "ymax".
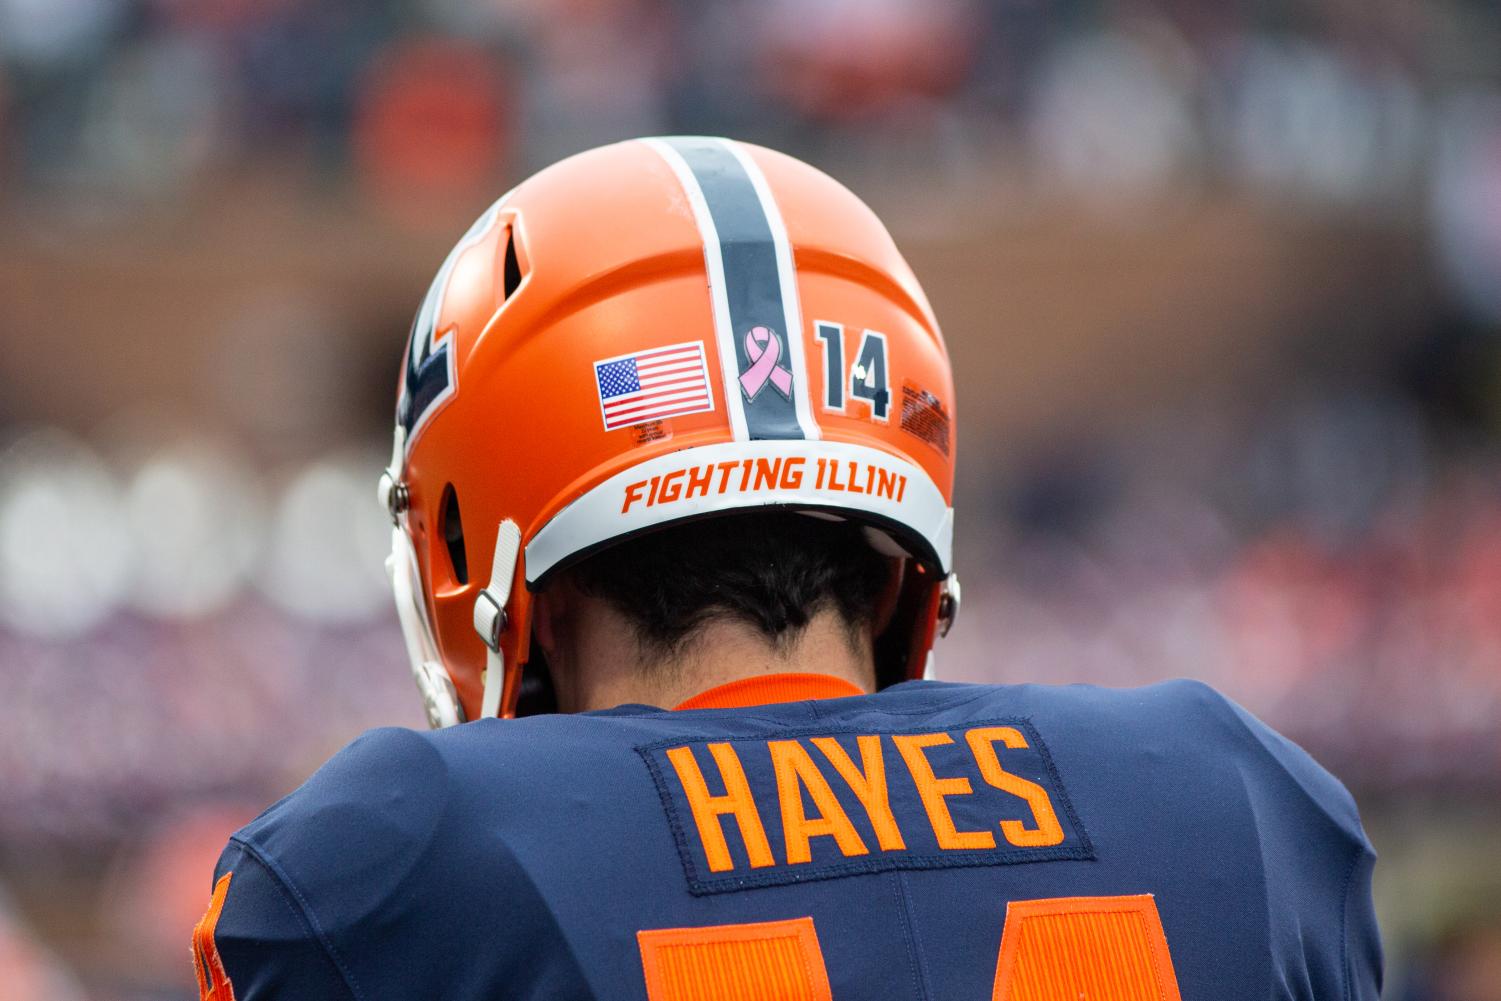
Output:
[{"xmin": 566, "ymin": 511, "xmax": 892, "ymax": 660}]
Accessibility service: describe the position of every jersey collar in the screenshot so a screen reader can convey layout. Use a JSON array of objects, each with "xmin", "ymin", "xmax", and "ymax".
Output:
[{"xmin": 673, "ymin": 673, "xmax": 866, "ymax": 710}]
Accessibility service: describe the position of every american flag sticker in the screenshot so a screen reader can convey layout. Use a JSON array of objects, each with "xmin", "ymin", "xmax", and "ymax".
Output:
[{"xmin": 594, "ymin": 341, "xmax": 715, "ymax": 431}]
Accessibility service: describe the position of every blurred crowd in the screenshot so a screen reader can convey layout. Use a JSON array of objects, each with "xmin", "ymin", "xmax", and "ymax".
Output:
[
  {"xmin": 950, "ymin": 374, "xmax": 1501, "ymax": 783},
  {"xmin": 0, "ymin": 0, "xmax": 1498, "ymax": 255},
  {"xmin": 3, "ymin": 0, "xmax": 1501, "ymax": 997}
]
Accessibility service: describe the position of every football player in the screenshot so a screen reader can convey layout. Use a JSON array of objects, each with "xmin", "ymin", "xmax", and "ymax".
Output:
[{"xmin": 195, "ymin": 137, "xmax": 1382, "ymax": 1000}]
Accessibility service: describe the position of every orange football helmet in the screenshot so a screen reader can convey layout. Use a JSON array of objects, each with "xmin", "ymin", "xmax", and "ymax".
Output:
[{"xmin": 378, "ymin": 137, "xmax": 958, "ymax": 726}]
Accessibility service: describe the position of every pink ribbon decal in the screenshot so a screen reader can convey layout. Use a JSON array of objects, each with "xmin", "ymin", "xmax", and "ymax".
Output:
[{"xmin": 739, "ymin": 325, "xmax": 794, "ymax": 400}]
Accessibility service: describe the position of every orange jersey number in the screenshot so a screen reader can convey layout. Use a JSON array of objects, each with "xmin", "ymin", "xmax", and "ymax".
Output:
[
  {"xmin": 192, "ymin": 873, "xmax": 238, "ymax": 1001},
  {"xmin": 638, "ymin": 895, "xmax": 1182, "ymax": 1001}
]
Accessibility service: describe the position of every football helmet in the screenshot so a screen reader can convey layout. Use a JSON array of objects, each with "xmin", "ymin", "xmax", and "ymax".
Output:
[{"xmin": 379, "ymin": 137, "xmax": 958, "ymax": 725}]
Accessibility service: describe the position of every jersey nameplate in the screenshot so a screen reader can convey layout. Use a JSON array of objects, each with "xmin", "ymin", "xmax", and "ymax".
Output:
[{"xmin": 638, "ymin": 719, "xmax": 1092, "ymax": 894}]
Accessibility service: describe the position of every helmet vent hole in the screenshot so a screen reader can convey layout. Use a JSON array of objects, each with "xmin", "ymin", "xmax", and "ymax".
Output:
[
  {"xmin": 441, "ymin": 484, "xmax": 469, "ymax": 585},
  {"xmin": 502, "ymin": 228, "xmax": 523, "ymax": 300}
]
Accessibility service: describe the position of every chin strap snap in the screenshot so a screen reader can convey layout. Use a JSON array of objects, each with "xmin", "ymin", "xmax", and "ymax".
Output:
[{"xmin": 474, "ymin": 520, "xmax": 522, "ymax": 719}]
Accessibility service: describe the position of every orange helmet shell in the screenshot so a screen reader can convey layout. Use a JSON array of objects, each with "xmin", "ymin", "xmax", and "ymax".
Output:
[{"xmin": 383, "ymin": 137, "xmax": 957, "ymax": 724}]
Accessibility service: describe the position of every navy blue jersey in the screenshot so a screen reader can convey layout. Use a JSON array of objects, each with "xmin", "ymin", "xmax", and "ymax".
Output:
[{"xmin": 198, "ymin": 679, "xmax": 1381, "ymax": 1000}]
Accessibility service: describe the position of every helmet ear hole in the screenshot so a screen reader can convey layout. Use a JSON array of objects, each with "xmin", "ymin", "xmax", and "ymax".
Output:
[
  {"xmin": 502, "ymin": 228, "xmax": 523, "ymax": 300},
  {"xmin": 441, "ymin": 484, "xmax": 469, "ymax": 585}
]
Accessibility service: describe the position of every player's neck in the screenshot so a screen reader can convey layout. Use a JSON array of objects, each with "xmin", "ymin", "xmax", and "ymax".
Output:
[{"xmin": 552, "ymin": 607, "xmax": 876, "ymax": 713}]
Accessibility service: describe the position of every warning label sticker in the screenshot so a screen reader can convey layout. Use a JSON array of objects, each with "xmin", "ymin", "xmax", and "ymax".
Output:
[{"xmin": 900, "ymin": 384, "xmax": 951, "ymax": 457}]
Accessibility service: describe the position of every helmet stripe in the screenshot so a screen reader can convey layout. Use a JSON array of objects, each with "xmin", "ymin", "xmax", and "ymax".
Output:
[
  {"xmin": 640, "ymin": 137, "xmax": 820, "ymax": 441},
  {"xmin": 720, "ymin": 139, "xmax": 821, "ymax": 441}
]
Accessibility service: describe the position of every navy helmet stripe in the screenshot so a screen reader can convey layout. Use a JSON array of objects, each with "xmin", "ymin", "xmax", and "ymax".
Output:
[{"xmin": 644, "ymin": 137, "xmax": 818, "ymax": 441}]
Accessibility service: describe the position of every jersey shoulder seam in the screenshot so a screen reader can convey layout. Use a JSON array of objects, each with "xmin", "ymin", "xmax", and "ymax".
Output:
[
  {"xmin": 1173, "ymin": 679, "xmax": 1361, "ymax": 836},
  {"xmin": 230, "ymin": 835, "xmax": 366, "ymax": 1001}
]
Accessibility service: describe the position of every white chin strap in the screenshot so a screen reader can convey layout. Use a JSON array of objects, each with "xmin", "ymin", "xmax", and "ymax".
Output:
[
  {"xmin": 381, "ymin": 424, "xmax": 464, "ymax": 729},
  {"xmin": 383, "ymin": 519, "xmax": 523, "ymax": 727},
  {"xmin": 386, "ymin": 526, "xmax": 466, "ymax": 728},
  {"xmin": 380, "ymin": 420, "xmax": 526, "ymax": 724},
  {"xmin": 473, "ymin": 520, "xmax": 522, "ymax": 719}
]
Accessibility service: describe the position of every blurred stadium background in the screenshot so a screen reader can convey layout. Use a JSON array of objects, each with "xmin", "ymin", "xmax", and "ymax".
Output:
[{"xmin": 1, "ymin": 0, "xmax": 1499, "ymax": 997}]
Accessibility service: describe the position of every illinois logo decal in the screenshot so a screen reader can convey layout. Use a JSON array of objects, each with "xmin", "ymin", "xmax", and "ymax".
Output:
[{"xmin": 396, "ymin": 199, "xmax": 506, "ymax": 451}]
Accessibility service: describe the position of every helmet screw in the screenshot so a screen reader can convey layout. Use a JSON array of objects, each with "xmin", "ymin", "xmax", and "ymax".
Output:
[
  {"xmin": 937, "ymin": 574, "xmax": 962, "ymax": 638},
  {"xmin": 378, "ymin": 472, "xmax": 410, "ymax": 523}
]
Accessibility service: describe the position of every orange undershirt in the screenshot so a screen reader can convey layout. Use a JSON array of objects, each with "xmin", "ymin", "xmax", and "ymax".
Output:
[{"xmin": 673, "ymin": 673, "xmax": 866, "ymax": 711}]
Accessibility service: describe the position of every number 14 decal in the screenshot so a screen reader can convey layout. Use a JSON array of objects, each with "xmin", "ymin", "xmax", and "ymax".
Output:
[{"xmin": 816, "ymin": 321, "xmax": 890, "ymax": 421}]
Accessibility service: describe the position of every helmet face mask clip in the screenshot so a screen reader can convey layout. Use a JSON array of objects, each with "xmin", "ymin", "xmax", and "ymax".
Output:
[{"xmin": 382, "ymin": 136, "xmax": 958, "ymax": 724}]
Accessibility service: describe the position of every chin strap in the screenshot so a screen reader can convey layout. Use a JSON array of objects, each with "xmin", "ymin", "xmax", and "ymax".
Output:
[
  {"xmin": 474, "ymin": 520, "xmax": 522, "ymax": 719},
  {"xmin": 381, "ymin": 424, "xmax": 466, "ymax": 729},
  {"xmin": 387, "ymin": 526, "xmax": 466, "ymax": 728}
]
